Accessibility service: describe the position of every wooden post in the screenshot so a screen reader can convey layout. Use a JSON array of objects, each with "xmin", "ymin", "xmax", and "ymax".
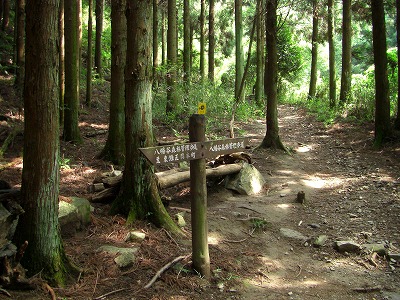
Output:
[{"xmin": 189, "ymin": 114, "xmax": 210, "ymax": 280}]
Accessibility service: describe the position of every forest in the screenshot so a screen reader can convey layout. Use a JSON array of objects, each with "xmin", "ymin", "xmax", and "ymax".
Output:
[{"xmin": 0, "ymin": 0, "xmax": 399, "ymax": 299}]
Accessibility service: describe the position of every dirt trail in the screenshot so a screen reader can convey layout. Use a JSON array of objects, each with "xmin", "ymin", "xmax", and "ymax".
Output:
[{"xmin": 204, "ymin": 105, "xmax": 400, "ymax": 299}]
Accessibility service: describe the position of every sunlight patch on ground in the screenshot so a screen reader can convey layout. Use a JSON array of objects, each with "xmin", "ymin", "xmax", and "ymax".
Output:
[
  {"xmin": 79, "ymin": 121, "xmax": 108, "ymax": 129},
  {"xmin": 208, "ymin": 232, "xmax": 222, "ymax": 245},
  {"xmin": 302, "ymin": 176, "xmax": 343, "ymax": 189},
  {"xmin": 276, "ymin": 203, "xmax": 293, "ymax": 210},
  {"xmin": 295, "ymin": 145, "xmax": 312, "ymax": 153},
  {"xmin": 243, "ymin": 275, "xmax": 324, "ymax": 291}
]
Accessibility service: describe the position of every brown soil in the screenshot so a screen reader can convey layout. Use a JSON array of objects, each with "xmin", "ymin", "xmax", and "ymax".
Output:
[{"xmin": 0, "ymin": 76, "xmax": 399, "ymax": 300}]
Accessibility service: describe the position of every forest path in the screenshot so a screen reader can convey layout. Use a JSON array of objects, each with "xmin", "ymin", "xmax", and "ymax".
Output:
[{"xmin": 204, "ymin": 105, "xmax": 400, "ymax": 299}]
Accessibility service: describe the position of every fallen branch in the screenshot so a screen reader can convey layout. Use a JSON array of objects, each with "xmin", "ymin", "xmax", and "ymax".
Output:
[
  {"xmin": 93, "ymin": 288, "xmax": 127, "ymax": 300},
  {"xmin": 352, "ymin": 286, "xmax": 382, "ymax": 293},
  {"xmin": 144, "ymin": 255, "xmax": 190, "ymax": 289}
]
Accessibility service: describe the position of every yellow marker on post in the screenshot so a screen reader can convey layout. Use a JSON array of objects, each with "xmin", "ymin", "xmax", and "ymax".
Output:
[{"xmin": 198, "ymin": 102, "xmax": 206, "ymax": 115}]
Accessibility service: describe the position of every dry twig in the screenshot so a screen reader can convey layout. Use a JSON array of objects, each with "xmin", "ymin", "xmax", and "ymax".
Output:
[{"xmin": 144, "ymin": 255, "xmax": 190, "ymax": 289}]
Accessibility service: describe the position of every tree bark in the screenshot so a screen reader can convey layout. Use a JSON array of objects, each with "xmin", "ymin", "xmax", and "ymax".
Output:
[
  {"xmin": 235, "ymin": 0, "xmax": 245, "ymax": 102},
  {"xmin": 14, "ymin": 0, "xmax": 25, "ymax": 93},
  {"xmin": 328, "ymin": 0, "xmax": 336, "ymax": 108},
  {"xmin": 308, "ymin": 0, "xmax": 319, "ymax": 99},
  {"xmin": 395, "ymin": 0, "xmax": 400, "ymax": 129},
  {"xmin": 113, "ymin": 0, "xmax": 182, "ymax": 236},
  {"xmin": 100, "ymin": 0, "xmax": 126, "ymax": 165},
  {"xmin": 86, "ymin": 0, "xmax": 93, "ymax": 106},
  {"xmin": 63, "ymin": 0, "xmax": 82, "ymax": 143},
  {"xmin": 200, "ymin": 0, "xmax": 205, "ymax": 81},
  {"xmin": 339, "ymin": 0, "xmax": 352, "ymax": 104},
  {"xmin": 183, "ymin": 0, "xmax": 191, "ymax": 84},
  {"xmin": 208, "ymin": 0, "xmax": 215, "ymax": 82},
  {"xmin": 255, "ymin": 0, "xmax": 264, "ymax": 107},
  {"xmin": 59, "ymin": 0, "xmax": 65, "ymax": 127},
  {"xmin": 14, "ymin": 0, "xmax": 75, "ymax": 284},
  {"xmin": 153, "ymin": 0, "xmax": 159, "ymax": 75},
  {"xmin": 95, "ymin": 0, "xmax": 104, "ymax": 77},
  {"xmin": 371, "ymin": 0, "xmax": 391, "ymax": 147},
  {"xmin": 260, "ymin": 0, "xmax": 285, "ymax": 150},
  {"xmin": 1, "ymin": 0, "xmax": 9, "ymax": 31},
  {"xmin": 166, "ymin": 0, "xmax": 178, "ymax": 113}
]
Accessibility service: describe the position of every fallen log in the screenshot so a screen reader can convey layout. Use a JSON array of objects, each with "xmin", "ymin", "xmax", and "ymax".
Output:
[
  {"xmin": 156, "ymin": 163, "xmax": 243, "ymax": 189},
  {"xmin": 89, "ymin": 163, "xmax": 244, "ymax": 203}
]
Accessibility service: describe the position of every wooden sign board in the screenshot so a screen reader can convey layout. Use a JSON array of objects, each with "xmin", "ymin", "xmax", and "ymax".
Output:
[{"xmin": 139, "ymin": 137, "xmax": 248, "ymax": 165}]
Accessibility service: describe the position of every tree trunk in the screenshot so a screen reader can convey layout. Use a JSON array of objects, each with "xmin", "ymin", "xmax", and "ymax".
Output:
[
  {"xmin": 100, "ymin": 0, "xmax": 126, "ymax": 165},
  {"xmin": 14, "ymin": 0, "xmax": 75, "ymax": 284},
  {"xmin": 208, "ymin": 0, "xmax": 215, "ymax": 82},
  {"xmin": 371, "ymin": 0, "xmax": 391, "ymax": 147},
  {"xmin": 260, "ymin": 0, "xmax": 285, "ymax": 150},
  {"xmin": 63, "ymin": 0, "xmax": 82, "ymax": 143},
  {"xmin": 14, "ymin": 0, "xmax": 25, "ymax": 93},
  {"xmin": 308, "ymin": 0, "xmax": 318, "ymax": 99},
  {"xmin": 112, "ymin": 0, "xmax": 182, "ymax": 236},
  {"xmin": 166, "ymin": 0, "xmax": 178, "ymax": 113},
  {"xmin": 328, "ymin": 0, "xmax": 336, "ymax": 108},
  {"xmin": 200, "ymin": 0, "xmax": 205, "ymax": 81},
  {"xmin": 339, "ymin": 0, "xmax": 352, "ymax": 104},
  {"xmin": 235, "ymin": 0, "xmax": 245, "ymax": 102},
  {"xmin": 86, "ymin": 0, "xmax": 93, "ymax": 106},
  {"xmin": 59, "ymin": 0, "xmax": 65, "ymax": 127},
  {"xmin": 183, "ymin": 0, "xmax": 191, "ymax": 84},
  {"xmin": 95, "ymin": 0, "xmax": 104, "ymax": 77},
  {"xmin": 161, "ymin": 3, "xmax": 166, "ymax": 66},
  {"xmin": 255, "ymin": 0, "xmax": 264, "ymax": 107},
  {"xmin": 395, "ymin": 0, "xmax": 400, "ymax": 129},
  {"xmin": 153, "ymin": 0, "xmax": 159, "ymax": 75},
  {"xmin": 1, "ymin": 0, "xmax": 9, "ymax": 31}
]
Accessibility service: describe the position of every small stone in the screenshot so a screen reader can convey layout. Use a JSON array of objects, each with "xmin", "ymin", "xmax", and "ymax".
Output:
[
  {"xmin": 313, "ymin": 235, "xmax": 328, "ymax": 248},
  {"xmin": 362, "ymin": 243, "xmax": 387, "ymax": 256},
  {"xmin": 334, "ymin": 241, "xmax": 362, "ymax": 253},
  {"xmin": 175, "ymin": 212, "xmax": 186, "ymax": 227},
  {"xmin": 125, "ymin": 231, "xmax": 146, "ymax": 242},
  {"xmin": 308, "ymin": 223, "xmax": 320, "ymax": 229}
]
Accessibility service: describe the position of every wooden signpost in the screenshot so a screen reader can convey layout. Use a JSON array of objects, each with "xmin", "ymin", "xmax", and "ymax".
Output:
[{"xmin": 139, "ymin": 114, "xmax": 248, "ymax": 280}]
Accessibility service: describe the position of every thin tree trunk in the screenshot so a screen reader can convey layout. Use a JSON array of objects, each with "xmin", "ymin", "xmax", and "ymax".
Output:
[
  {"xmin": 1, "ymin": 0, "xmax": 9, "ymax": 31},
  {"xmin": 166, "ymin": 0, "xmax": 178, "ymax": 113},
  {"xmin": 183, "ymin": 0, "xmax": 191, "ymax": 84},
  {"xmin": 14, "ymin": 0, "xmax": 76, "ymax": 284},
  {"xmin": 86, "ymin": 0, "xmax": 93, "ymax": 106},
  {"xmin": 208, "ymin": 0, "xmax": 215, "ymax": 82},
  {"xmin": 63, "ymin": 0, "xmax": 82, "ymax": 143},
  {"xmin": 100, "ymin": 0, "xmax": 126, "ymax": 165},
  {"xmin": 200, "ymin": 0, "xmax": 205, "ymax": 81},
  {"xmin": 260, "ymin": 0, "xmax": 285, "ymax": 150},
  {"xmin": 308, "ymin": 0, "xmax": 318, "ymax": 99},
  {"xmin": 235, "ymin": 0, "xmax": 245, "ymax": 102},
  {"xmin": 161, "ymin": 3, "xmax": 166, "ymax": 65},
  {"xmin": 113, "ymin": 0, "xmax": 182, "ymax": 236},
  {"xmin": 339, "ymin": 0, "xmax": 352, "ymax": 104},
  {"xmin": 371, "ymin": 0, "xmax": 391, "ymax": 147},
  {"xmin": 14, "ymin": 0, "xmax": 25, "ymax": 93},
  {"xmin": 255, "ymin": 0, "xmax": 264, "ymax": 107},
  {"xmin": 153, "ymin": 0, "xmax": 159, "ymax": 76},
  {"xmin": 395, "ymin": 0, "xmax": 400, "ymax": 129},
  {"xmin": 59, "ymin": 0, "xmax": 65, "ymax": 127},
  {"xmin": 95, "ymin": 0, "xmax": 104, "ymax": 77},
  {"xmin": 328, "ymin": 0, "xmax": 336, "ymax": 108}
]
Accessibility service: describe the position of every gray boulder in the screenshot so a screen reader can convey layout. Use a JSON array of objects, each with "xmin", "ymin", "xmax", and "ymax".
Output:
[
  {"xmin": 225, "ymin": 162, "xmax": 266, "ymax": 195},
  {"xmin": 59, "ymin": 197, "xmax": 92, "ymax": 237},
  {"xmin": 97, "ymin": 245, "xmax": 139, "ymax": 268},
  {"xmin": 334, "ymin": 240, "xmax": 362, "ymax": 253}
]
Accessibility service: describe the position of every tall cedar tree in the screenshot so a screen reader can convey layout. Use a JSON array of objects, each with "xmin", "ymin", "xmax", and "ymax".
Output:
[
  {"xmin": 14, "ymin": 0, "xmax": 76, "ymax": 284},
  {"xmin": 14, "ymin": 0, "xmax": 25, "ymax": 93},
  {"xmin": 208, "ymin": 0, "xmax": 215, "ymax": 82},
  {"xmin": 95, "ymin": 0, "xmax": 104, "ymax": 77},
  {"xmin": 200, "ymin": 0, "xmax": 205, "ymax": 80},
  {"xmin": 255, "ymin": 0, "xmax": 264, "ymax": 107},
  {"xmin": 166, "ymin": 0, "xmax": 178, "ymax": 113},
  {"xmin": 63, "ymin": 0, "xmax": 82, "ymax": 143},
  {"xmin": 235, "ymin": 0, "xmax": 245, "ymax": 102},
  {"xmin": 100, "ymin": 0, "xmax": 126, "ymax": 165},
  {"xmin": 339, "ymin": 0, "xmax": 352, "ymax": 104},
  {"xmin": 371, "ymin": 0, "xmax": 391, "ymax": 146},
  {"xmin": 112, "ymin": 0, "xmax": 182, "ymax": 236},
  {"xmin": 308, "ymin": 0, "xmax": 319, "ymax": 99},
  {"xmin": 396, "ymin": 0, "xmax": 400, "ymax": 129},
  {"xmin": 1, "ymin": 0, "xmax": 9, "ymax": 31},
  {"xmin": 86, "ymin": 0, "xmax": 93, "ymax": 106},
  {"xmin": 328, "ymin": 0, "xmax": 336, "ymax": 107},
  {"xmin": 153, "ymin": 0, "xmax": 159, "ymax": 75},
  {"xmin": 183, "ymin": 0, "xmax": 191, "ymax": 83},
  {"xmin": 260, "ymin": 0, "xmax": 285, "ymax": 150},
  {"xmin": 59, "ymin": 0, "xmax": 65, "ymax": 126}
]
